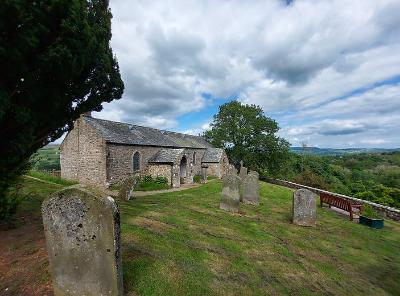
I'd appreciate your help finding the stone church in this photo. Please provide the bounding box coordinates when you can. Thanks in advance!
[60,114,229,188]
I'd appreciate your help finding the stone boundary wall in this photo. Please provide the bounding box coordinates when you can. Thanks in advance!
[263,178,400,221]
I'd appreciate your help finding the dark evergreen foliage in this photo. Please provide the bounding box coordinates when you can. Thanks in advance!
[0,0,124,220]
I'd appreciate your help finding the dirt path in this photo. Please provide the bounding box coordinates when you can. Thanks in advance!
[106,182,204,197]
[0,214,53,295]
[23,175,63,187]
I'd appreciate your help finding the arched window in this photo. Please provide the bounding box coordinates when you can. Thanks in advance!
[132,151,140,172]
[193,152,196,165]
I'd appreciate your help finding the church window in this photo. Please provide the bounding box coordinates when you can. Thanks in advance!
[133,152,140,171]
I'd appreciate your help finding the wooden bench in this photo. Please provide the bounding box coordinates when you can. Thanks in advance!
[320,193,363,221]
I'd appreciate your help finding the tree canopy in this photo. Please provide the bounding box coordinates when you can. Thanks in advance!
[0,0,124,220]
[204,101,290,176]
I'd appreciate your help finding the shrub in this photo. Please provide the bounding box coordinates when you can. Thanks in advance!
[292,169,329,190]
[0,184,23,223]
[361,205,381,219]
[155,176,168,184]
[193,175,201,183]
[141,175,153,183]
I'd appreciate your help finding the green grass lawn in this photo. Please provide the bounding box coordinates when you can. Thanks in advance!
[4,178,400,295]
[119,181,400,296]
[27,170,78,186]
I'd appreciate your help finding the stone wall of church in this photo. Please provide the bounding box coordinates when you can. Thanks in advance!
[60,117,107,187]
[148,164,173,185]
[106,144,161,185]
[61,117,228,188]
[106,145,206,186]
[203,151,229,178]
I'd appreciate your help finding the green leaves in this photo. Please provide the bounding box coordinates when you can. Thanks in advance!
[204,101,289,176]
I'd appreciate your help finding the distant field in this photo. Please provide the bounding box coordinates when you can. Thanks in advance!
[290,146,400,156]
[2,178,399,295]
[31,145,60,171]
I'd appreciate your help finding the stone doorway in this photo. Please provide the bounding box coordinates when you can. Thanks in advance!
[180,156,187,184]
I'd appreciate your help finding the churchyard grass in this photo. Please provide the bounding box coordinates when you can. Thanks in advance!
[1,178,400,295]
[119,181,400,295]
[27,170,78,186]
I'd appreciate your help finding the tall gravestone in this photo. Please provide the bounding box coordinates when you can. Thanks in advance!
[239,161,248,180]
[220,172,241,213]
[201,166,208,183]
[292,189,317,227]
[242,171,260,205]
[42,186,123,296]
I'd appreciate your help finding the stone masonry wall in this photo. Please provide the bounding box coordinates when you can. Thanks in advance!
[148,164,173,185]
[60,126,79,180]
[60,117,107,187]
[106,144,206,186]
[204,163,221,178]
[203,151,229,178]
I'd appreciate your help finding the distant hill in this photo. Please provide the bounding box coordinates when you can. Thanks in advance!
[290,147,400,156]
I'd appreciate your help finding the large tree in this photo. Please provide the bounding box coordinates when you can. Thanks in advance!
[0,0,124,219]
[204,101,290,176]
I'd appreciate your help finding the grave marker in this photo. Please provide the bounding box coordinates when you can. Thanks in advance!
[42,186,123,296]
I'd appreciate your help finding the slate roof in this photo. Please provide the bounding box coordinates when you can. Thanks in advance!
[84,116,213,149]
[148,149,184,164]
[202,148,224,163]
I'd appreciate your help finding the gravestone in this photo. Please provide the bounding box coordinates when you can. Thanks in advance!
[42,186,123,296]
[118,176,139,200]
[239,161,247,180]
[220,172,241,213]
[201,166,208,183]
[292,189,317,227]
[242,171,260,205]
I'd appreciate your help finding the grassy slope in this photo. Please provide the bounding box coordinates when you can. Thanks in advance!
[2,178,400,295]
[120,181,400,296]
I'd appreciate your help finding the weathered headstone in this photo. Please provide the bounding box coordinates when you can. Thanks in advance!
[220,172,241,213]
[201,166,208,183]
[292,189,317,227]
[42,186,123,296]
[242,171,260,205]
[118,176,139,200]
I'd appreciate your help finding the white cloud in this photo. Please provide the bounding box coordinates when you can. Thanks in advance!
[361,139,388,145]
[86,0,400,147]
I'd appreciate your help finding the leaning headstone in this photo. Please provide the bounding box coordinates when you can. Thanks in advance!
[42,186,123,296]
[118,176,139,200]
[292,189,317,227]
[220,172,241,213]
[242,171,260,205]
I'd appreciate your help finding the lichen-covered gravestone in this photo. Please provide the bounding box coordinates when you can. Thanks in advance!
[118,176,139,200]
[242,171,260,205]
[220,172,241,213]
[292,189,317,227]
[42,186,123,296]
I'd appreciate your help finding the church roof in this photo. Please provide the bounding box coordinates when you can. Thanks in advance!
[202,148,224,163]
[148,149,184,164]
[84,116,213,149]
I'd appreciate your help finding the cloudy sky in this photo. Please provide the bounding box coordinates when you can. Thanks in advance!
[92,0,400,148]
